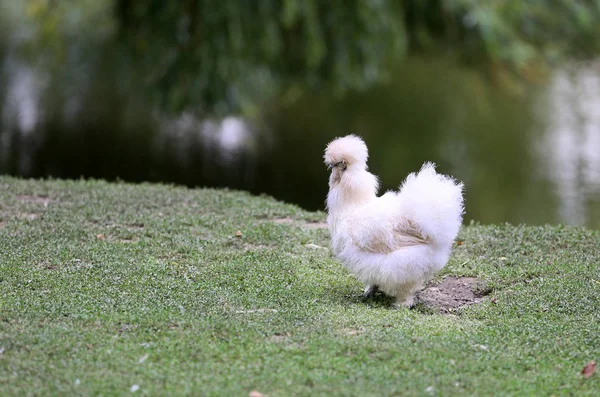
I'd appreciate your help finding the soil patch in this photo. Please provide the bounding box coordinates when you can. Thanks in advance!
[17,212,40,220]
[303,221,328,229]
[17,194,51,207]
[272,217,328,229]
[273,217,294,224]
[416,277,490,313]
[243,243,271,251]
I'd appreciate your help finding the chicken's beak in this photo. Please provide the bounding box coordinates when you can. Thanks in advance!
[327,161,347,171]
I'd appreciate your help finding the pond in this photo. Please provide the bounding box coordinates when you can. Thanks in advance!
[1,58,599,229]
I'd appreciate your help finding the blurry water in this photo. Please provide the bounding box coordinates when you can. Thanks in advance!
[541,65,600,226]
[1,52,599,228]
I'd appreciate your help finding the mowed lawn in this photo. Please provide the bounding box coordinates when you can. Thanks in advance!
[0,176,599,396]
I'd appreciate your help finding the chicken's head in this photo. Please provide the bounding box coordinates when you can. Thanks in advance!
[324,134,379,207]
[324,134,368,172]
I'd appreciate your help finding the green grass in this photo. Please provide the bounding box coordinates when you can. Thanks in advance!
[0,176,599,396]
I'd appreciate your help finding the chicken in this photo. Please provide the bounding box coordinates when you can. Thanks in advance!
[324,135,464,307]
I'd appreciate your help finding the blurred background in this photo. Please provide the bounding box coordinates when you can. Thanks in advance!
[1,0,600,228]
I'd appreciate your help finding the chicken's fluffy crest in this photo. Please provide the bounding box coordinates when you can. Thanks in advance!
[324,134,368,167]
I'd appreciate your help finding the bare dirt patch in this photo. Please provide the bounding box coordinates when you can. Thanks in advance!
[17,194,51,207]
[104,223,144,231]
[118,322,138,333]
[272,217,328,229]
[125,223,144,231]
[273,217,294,224]
[416,277,490,313]
[243,243,271,251]
[118,237,140,243]
[267,332,291,343]
[38,262,58,270]
[303,221,328,229]
[303,243,328,250]
[17,212,40,220]
[339,327,364,336]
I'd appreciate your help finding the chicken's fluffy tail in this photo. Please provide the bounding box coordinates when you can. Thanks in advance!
[398,162,464,247]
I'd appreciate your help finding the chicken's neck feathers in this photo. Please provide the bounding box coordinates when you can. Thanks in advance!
[326,168,379,215]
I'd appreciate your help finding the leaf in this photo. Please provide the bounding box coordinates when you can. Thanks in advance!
[582,361,596,378]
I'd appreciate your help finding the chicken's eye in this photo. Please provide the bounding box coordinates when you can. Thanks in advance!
[336,161,347,171]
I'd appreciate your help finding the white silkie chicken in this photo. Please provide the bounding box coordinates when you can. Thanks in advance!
[324,135,464,307]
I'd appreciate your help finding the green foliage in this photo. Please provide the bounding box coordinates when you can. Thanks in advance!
[113,0,600,113]
[14,0,114,63]
[114,0,407,114]
[6,0,600,114]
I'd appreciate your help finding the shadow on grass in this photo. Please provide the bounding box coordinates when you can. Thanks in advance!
[334,288,401,310]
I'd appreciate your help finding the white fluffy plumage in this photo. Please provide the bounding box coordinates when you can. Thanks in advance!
[324,135,465,307]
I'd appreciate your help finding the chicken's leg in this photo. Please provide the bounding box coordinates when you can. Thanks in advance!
[362,285,379,300]
[392,281,422,308]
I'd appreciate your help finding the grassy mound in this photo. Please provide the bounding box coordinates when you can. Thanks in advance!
[0,177,598,396]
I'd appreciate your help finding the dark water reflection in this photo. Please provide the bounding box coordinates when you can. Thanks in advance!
[1,56,599,229]
[261,60,600,229]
